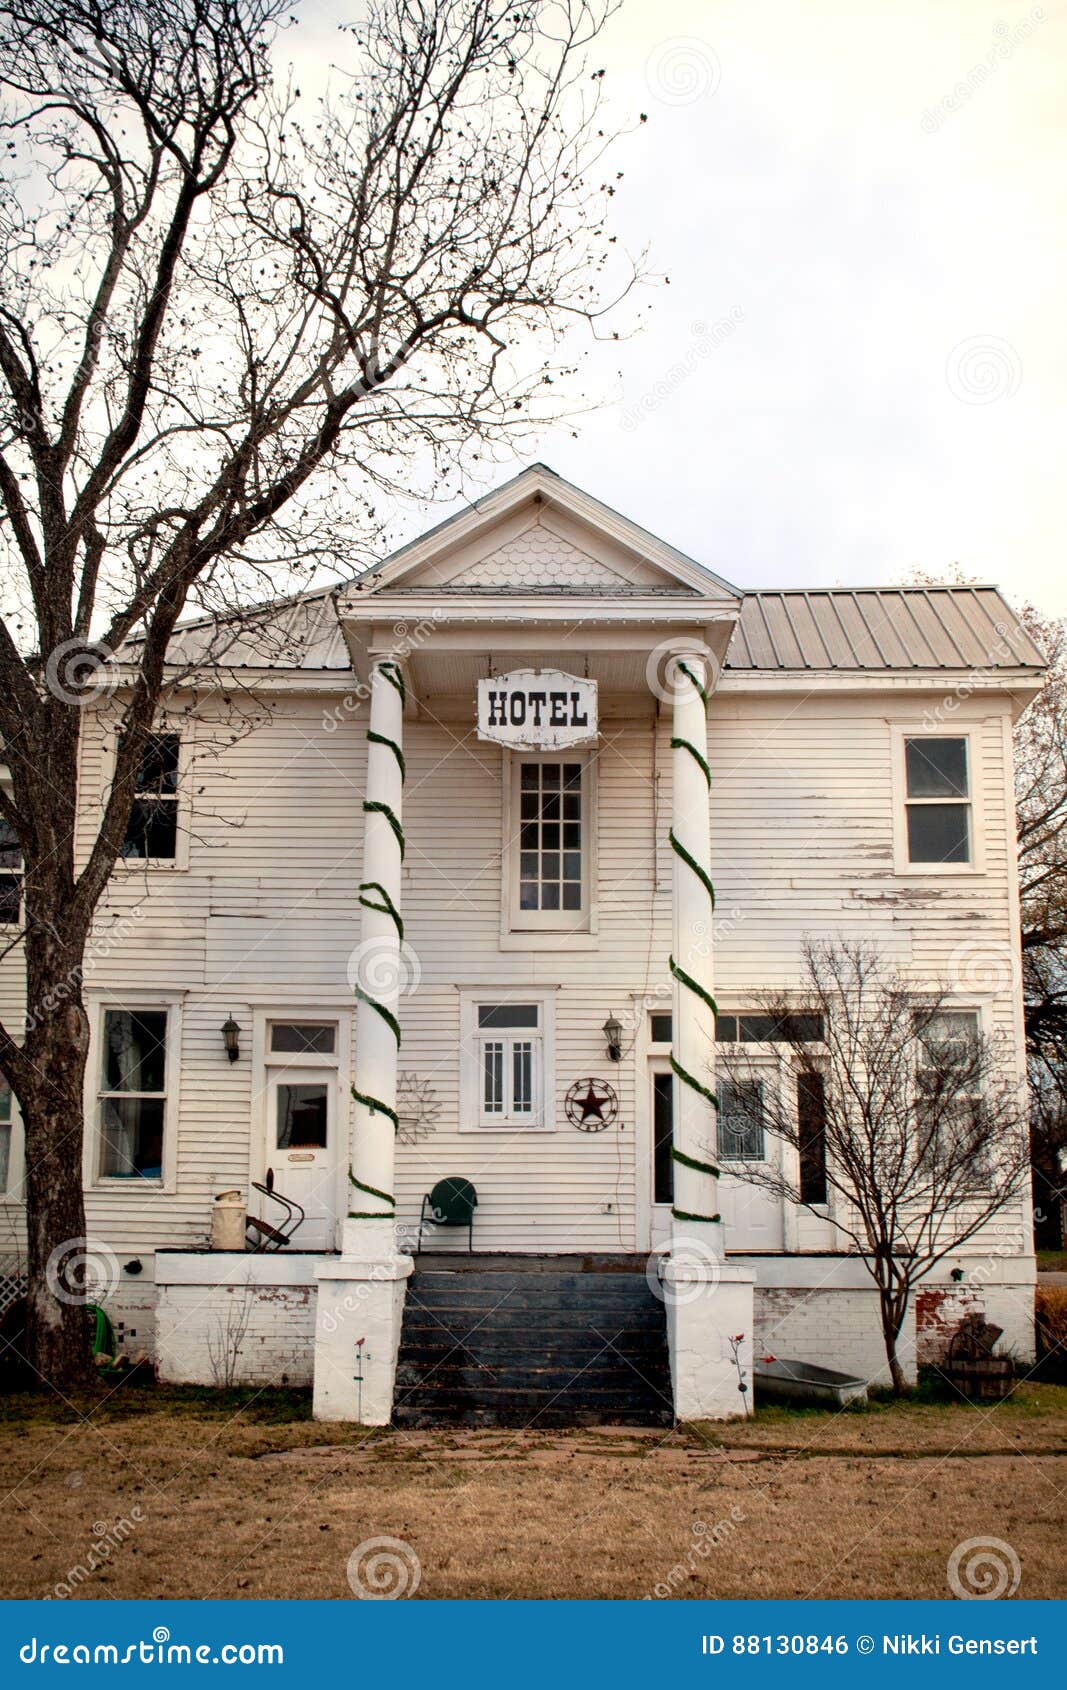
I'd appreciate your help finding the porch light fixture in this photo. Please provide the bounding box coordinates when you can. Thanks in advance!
[603,1012,623,1064]
[221,1015,242,1064]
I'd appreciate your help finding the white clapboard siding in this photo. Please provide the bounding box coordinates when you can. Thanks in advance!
[0,683,1029,1259]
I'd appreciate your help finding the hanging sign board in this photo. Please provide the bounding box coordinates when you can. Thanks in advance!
[477,669,598,750]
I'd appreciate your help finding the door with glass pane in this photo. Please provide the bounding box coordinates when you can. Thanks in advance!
[715,1074,785,1250]
[259,1020,340,1250]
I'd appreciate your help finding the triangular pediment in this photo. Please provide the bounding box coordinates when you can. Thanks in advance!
[434,518,669,593]
[353,465,741,602]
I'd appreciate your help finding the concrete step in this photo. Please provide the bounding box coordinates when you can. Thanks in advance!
[393,1266,672,1429]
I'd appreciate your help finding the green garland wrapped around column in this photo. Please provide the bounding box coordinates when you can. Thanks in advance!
[669,656,721,1226]
[348,659,407,1222]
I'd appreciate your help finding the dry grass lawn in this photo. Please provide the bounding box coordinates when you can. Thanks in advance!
[0,1382,1064,1600]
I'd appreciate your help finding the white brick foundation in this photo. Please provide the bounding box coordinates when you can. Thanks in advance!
[737,1256,917,1389]
[154,1253,321,1387]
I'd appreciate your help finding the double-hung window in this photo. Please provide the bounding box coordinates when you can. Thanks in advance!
[901,735,972,867]
[97,1007,170,1179]
[0,816,22,925]
[478,1004,541,1126]
[461,993,555,1130]
[510,756,590,931]
[119,732,181,862]
[914,1009,982,1170]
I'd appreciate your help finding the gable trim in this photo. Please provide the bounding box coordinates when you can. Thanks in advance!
[350,464,742,601]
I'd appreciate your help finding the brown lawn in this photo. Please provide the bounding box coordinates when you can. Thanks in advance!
[0,1383,1064,1601]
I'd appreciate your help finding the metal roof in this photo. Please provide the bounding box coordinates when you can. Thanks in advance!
[128,576,1044,680]
[725,586,1044,672]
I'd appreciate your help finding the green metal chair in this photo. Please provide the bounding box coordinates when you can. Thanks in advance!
[418,1177,478,1253]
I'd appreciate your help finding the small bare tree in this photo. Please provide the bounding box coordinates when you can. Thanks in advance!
[718,941,1031,1394]
[0,0,634,1385]
[1014,603,1067,1245]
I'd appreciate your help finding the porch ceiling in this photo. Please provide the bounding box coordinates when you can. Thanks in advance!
[406,644,676,701]
[337,582,737,701]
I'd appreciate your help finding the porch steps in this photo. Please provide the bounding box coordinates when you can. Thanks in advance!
[393,1265,673,1428]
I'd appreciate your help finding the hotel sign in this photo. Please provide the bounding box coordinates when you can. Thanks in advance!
[477,669,598,750]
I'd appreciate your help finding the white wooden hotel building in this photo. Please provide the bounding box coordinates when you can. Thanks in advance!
[0,465,1044,1422]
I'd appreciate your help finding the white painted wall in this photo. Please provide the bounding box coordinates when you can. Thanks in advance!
[0,671,1033,1325]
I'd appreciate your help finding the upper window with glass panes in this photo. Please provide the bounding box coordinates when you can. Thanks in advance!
[902,736,972,868]
[0,815,22,925]
[512,757,587,929]
[119,732,181,862]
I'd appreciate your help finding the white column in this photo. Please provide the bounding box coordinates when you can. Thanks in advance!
[345,658,406,1258]
[668,652,720,1244]
[661,647,755,1420]
[313,658,412,1422]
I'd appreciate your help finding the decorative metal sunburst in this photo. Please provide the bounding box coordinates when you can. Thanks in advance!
[396,1072,442,1145]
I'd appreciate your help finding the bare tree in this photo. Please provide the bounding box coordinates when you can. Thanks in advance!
[1013,603,1067,1245]
[718,941,1030,1394]
[0,0,632,1385]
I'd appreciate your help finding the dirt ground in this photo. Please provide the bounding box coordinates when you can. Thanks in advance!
[0,1383,1064,1600]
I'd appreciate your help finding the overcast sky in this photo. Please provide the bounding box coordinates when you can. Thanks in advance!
[297,0,1067,612]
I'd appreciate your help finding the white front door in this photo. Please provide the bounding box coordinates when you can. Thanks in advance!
[255,1017,344,1252]
[263,1069,335,1249]
[716,1074,786,1250]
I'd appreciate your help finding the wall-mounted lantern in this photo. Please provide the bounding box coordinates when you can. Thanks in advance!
[221,1015,242,1064]
[602,1012,623,1064]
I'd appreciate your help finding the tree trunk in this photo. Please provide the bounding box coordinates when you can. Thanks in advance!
[878,1288,911,1396]
[19,993,95,1391]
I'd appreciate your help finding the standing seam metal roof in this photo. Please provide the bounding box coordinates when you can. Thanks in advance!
[725,586,1043,671]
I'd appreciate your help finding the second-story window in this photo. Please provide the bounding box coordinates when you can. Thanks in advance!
[0,816,22,924]
[903,736,971,866]
[510,756,589,930]
[120,732,180,862]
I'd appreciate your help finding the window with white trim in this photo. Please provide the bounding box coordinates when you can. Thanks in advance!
[0,1070,18,1196]
[119,732,181,861]
[903,736,971,866]
[97,1007,170,1179]
[510,756,590,930]
[914,1008,983,1168]
[476,1003,542,1125]
[459,993,557,1131]
[0,814,22,925]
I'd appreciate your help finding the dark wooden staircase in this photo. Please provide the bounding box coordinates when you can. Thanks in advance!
[393,1258,673,1428]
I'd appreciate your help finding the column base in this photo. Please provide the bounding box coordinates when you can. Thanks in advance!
[660,1255,755,1422]
[312,1250,413,1423]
